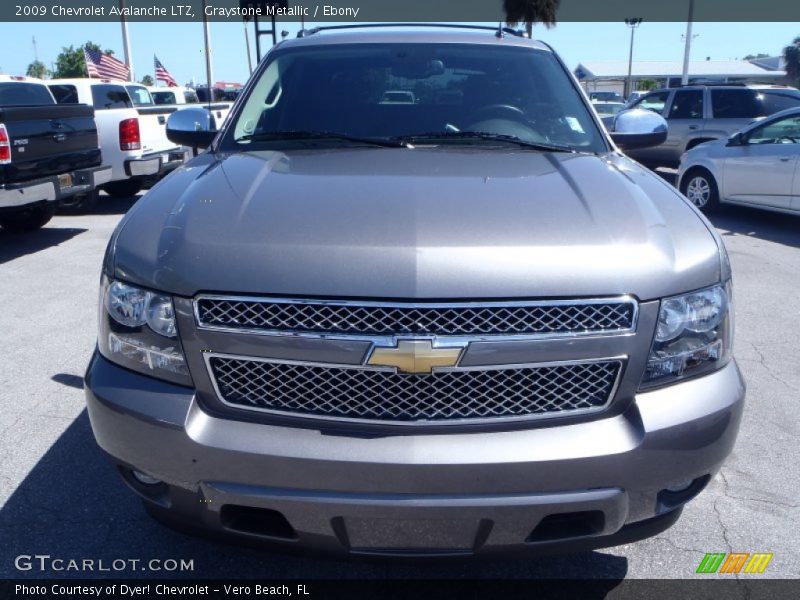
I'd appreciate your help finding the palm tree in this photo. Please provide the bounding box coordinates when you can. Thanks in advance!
[784,37,800,87]
[504,0,560,38]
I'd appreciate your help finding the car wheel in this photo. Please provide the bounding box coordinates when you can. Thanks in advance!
[681,169,719,214]
[0,202,57,232]
[102,179,143,198]
[58,190,99,215]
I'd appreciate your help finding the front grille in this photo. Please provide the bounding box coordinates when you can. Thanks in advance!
[196,297,636,337]
[207,357,622,423]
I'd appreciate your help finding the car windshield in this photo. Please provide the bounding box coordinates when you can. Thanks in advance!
[0,82,54,106]
[225,43,607,153]
[592,102,625,115]
[125,85,153,107]
[151,90,176,105]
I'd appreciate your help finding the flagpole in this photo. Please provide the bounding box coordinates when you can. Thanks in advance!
[119,0,134,81]
[202,0,214,102]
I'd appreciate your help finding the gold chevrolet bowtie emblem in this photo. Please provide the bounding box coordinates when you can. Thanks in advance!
[367,340,463,374]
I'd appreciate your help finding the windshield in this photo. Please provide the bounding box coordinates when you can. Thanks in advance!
[151,90,176,105]
[0,82,54,106]
[125,85,153,107]
[224,43,607,153]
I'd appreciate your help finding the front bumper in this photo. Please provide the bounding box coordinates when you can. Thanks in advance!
[85,353,744,557]
[124,148,188,178]
[0,165,111,209]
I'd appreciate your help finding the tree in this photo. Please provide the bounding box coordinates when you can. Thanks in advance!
[52,42,113,78]
[26,60,48,79]
[783,37,800,87]
[140,75,154,86]
[743,53,769,60]
[504,0,560,38]
[637,78,658,91]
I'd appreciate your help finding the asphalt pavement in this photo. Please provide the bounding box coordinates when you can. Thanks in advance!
[1,192,798,580]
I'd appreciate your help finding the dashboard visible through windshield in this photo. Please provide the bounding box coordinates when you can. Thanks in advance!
[223,43,608,153]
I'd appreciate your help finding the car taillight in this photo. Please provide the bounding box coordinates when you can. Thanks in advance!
[0,124,11,164]
[119,118,141,151]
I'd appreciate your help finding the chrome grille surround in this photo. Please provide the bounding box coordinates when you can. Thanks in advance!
[204,354,624,426]
[194,296,638,340]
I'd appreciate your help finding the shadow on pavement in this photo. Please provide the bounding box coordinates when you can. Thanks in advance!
[51,373,85,390]
[0,411,628,585]
[0,227,87,265]
[709,204,800,249]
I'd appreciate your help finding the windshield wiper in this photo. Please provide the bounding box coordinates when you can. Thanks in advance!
[235,130,408,148]
[396,131,576,153]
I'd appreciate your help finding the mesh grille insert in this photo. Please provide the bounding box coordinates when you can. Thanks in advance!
[208,357,622,423]
[196,298,635,337]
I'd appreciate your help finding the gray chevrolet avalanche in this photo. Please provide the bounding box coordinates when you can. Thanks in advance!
[85,26,745,558]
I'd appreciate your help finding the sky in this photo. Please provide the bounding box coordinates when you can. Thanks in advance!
[0,20,793,85]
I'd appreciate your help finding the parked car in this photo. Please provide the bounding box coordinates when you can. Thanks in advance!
[380,90,417,104]
[149,85,200,105]
[678,107,800,214]
[589,91,624,103]
[48,79,188,201]
[626,90,648,106]
[591,100,627,119]
[0,75,110,229]
[85,25,743,558]
[623,84,800,167]
[148,85,233,127]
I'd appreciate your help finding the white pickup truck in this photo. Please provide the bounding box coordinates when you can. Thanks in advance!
[148,85,233,128]
[48,79,188,201]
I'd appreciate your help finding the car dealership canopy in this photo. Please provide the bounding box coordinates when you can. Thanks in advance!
[574,59,786,92]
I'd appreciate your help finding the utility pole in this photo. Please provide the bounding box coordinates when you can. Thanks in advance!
[624,18,643,99]
[32,36,38,62]
[119,0,134,81]
[243,20,253,75]
[202,0,214,98]
[681,0,695,85]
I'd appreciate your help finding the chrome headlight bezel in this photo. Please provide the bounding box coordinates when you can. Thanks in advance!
[640,281,733,389]
[98,276,192,386]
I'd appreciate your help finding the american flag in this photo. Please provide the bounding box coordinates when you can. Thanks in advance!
[154,55,177,87]
[83,48,130,80]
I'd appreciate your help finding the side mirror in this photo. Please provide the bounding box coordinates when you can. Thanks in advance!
[166,107,217,149]
[609,108,668,150]
[726,132,745,147]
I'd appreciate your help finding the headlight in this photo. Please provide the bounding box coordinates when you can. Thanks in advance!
[641,282,733,388]
[98,276,192,386]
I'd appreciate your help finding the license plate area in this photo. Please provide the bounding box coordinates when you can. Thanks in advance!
[337,516,485,553]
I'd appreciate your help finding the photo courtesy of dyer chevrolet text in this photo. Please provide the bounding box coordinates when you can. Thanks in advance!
[15,584,310,597]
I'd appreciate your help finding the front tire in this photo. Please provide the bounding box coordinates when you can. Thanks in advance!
[0,202,57,232]
[681,169,719,214]
[102,179,143,198]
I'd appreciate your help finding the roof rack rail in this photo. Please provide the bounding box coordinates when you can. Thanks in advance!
[297,23,525,38]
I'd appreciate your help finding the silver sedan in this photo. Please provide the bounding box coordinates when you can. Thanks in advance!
[677,107,800,214]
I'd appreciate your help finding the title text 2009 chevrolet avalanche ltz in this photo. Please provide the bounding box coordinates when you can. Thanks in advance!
[85,26,744,558]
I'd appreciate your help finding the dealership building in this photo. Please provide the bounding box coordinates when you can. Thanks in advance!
[574,59,786,95]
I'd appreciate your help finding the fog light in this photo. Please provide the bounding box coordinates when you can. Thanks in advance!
[132,470,162,486]
[665,480,694,493]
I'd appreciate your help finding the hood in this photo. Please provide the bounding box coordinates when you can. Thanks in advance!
[111,148,721,301]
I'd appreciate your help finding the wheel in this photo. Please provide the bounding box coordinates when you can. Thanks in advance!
[58,189,99,214]
[681,169,719,214]
[102,179,143,198]
[0,202,57,232]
